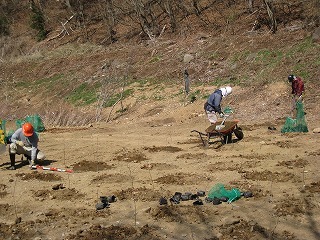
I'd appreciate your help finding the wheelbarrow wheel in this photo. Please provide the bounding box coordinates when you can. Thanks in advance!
[234,127,244,140]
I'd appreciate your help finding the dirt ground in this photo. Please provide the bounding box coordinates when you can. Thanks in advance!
[0,92,320,240]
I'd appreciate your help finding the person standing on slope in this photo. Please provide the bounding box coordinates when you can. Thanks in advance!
[204,86,232,124]
[288,74,305,114]
[288,74,304,101]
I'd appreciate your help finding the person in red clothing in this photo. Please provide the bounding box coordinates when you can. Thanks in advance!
[288,74,305,115]
[288,74,304,98]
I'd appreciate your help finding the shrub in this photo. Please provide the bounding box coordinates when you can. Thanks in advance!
[30,1,46,41]
[0,16,9,36]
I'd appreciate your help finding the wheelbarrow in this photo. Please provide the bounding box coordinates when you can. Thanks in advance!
[191,117,243,147]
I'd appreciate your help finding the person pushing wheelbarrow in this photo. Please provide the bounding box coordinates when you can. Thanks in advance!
[204,86,232,125]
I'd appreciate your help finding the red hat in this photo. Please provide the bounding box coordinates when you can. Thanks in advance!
[22,122,34,137]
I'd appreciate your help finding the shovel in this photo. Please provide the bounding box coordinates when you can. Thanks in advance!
[215,114,229,131]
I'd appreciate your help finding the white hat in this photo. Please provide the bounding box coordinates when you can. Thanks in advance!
[220,86,232,97]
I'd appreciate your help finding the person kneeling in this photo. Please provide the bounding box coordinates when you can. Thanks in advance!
[8,122,45,170]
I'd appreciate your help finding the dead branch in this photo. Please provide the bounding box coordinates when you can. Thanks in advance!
[47,15,75,41]
[158,24,166,38]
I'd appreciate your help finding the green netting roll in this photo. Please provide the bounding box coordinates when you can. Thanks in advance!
[223,106,234,114]
[15,115,45,133]
[295,101,308,132]
[281,101,308,133]
[15,119,25,129]
[208,183,241,203]
[25,115,45,132]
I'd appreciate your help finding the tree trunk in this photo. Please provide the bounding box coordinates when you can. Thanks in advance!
[163,0,177,32]
[64,0,74,13]
[248,0,254,13]
[264,0,277,33]
[76,0,88,39]
[192,0,201,16]
[105,0,117,43]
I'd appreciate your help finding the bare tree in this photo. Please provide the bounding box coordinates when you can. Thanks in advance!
[248,0,254,13]
[264,0,277,33]
[99,0,117,44]
[64,0,75,14]
[162,0,177,32]
[122,0,164,40]
[61,0,88,39]
[192,0,201,16]
[133,0,158,39]
[77,0,88,39]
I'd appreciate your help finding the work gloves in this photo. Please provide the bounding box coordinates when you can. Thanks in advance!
[16,141,32,151]
[16,141,24,146]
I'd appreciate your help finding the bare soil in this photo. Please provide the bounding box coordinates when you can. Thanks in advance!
[1,99,320,239]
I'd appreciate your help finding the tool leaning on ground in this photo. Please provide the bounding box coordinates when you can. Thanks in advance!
[31,165,73,173]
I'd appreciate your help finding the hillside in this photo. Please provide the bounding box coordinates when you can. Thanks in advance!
[0,0,319,128]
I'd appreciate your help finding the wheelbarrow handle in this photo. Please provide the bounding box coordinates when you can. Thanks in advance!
[191,130,207,136]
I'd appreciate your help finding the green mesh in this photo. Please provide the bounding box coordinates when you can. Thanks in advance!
[208,183,241,203]
[15,114,45,132]
[281,101,308,133]
[15,119,25,129]
[223,106,234,114]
